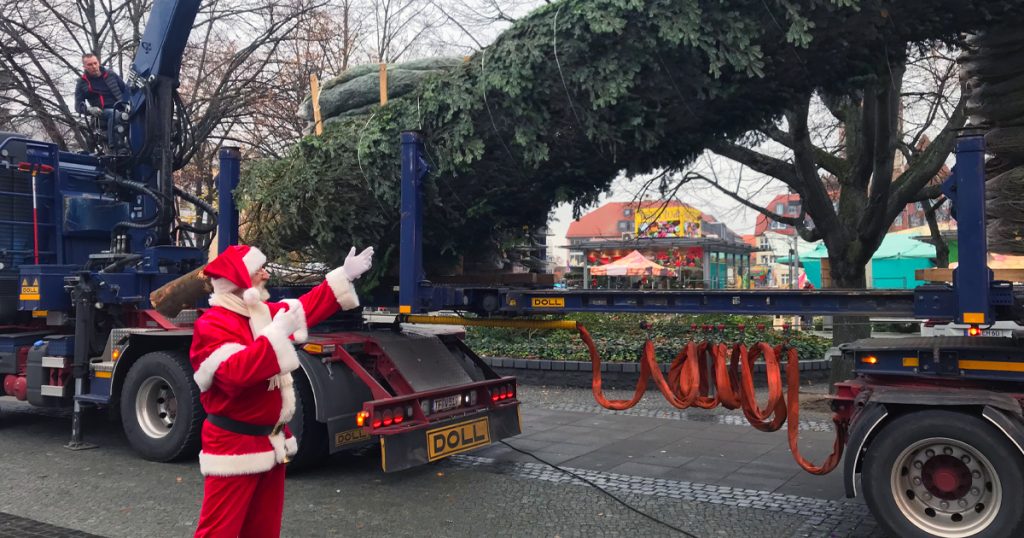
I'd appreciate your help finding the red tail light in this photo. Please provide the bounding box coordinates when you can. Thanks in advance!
[968,326,981,337]
[382,409,394,426]
[393,411,404,424]
[492,391,500,402]
[372,412,382,428]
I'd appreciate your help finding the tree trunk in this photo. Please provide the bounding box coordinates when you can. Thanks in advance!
[149,265,210,319]
[828,257,872,387]
[925,201,949,268]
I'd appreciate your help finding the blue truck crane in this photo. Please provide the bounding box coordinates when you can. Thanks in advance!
[0,0,521,473]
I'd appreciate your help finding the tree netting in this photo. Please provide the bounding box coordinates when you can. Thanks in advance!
[237,0,1024,285]
[964,26,1024,254]
[299,58,465,128]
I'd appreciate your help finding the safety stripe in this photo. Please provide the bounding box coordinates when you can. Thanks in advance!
[959,360,1024,373]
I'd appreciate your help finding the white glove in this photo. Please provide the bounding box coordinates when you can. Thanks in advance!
[341,246,374,281]
[87,106,103,117]
[267,303,303,337]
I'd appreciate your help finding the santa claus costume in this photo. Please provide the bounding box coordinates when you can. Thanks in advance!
[191,244,372,537]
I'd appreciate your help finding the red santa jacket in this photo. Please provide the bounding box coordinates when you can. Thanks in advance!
[189,268,358,476]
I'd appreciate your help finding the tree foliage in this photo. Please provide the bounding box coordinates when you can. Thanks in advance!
[238,0,1024,280]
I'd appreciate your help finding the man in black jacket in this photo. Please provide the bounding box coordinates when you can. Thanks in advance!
[74,53,127,117]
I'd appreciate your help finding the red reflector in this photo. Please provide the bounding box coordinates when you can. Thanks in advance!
[17,162,54,173]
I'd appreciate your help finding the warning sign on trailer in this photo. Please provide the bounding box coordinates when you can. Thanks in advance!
[531,297,565,308]
[19,278,39,301]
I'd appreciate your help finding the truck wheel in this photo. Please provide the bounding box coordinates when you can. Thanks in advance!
[862,409,1024,537]
[286,369,328,472]
[120,351,203,462]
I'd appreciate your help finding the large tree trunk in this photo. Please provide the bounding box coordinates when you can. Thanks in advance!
[828,258,871,387]
[925,201,950,268]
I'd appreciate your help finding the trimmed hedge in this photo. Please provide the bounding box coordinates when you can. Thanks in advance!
[464,313,831,363]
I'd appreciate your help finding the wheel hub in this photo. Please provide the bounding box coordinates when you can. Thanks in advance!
[923,455,972,499]
[135,376,177,439]
[891,437,1001,537]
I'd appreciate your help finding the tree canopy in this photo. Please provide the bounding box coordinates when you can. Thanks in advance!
[237,0,1024,283]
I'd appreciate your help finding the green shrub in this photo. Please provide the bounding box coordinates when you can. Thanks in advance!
[464,313,831,363]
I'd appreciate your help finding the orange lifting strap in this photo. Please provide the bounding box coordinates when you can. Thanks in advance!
[576,323,847,476]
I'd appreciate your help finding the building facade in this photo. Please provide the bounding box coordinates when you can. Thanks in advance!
[566,201,754,289]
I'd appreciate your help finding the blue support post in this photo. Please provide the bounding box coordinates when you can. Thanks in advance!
[942,135,991,325]
[216,146,240,255]
[399,131,429,313]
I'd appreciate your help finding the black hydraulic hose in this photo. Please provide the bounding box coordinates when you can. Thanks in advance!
[172,185,218,234]
[99,254,143,273]
[98,174,165,235]
[173,185,217,220]
[131,83,158,167]
[172,91,194,171]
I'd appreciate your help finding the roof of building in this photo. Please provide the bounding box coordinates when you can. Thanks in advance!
[754,193,805,236]
[566,200,718,240]
[790,234,936,261]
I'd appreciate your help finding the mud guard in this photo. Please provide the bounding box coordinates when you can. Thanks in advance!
[295,350,376,453]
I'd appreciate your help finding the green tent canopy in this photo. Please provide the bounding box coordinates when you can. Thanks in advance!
[779,235,937,289]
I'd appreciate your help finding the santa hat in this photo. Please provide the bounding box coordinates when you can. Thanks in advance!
[204,245,273,327]
[204,245,267,297]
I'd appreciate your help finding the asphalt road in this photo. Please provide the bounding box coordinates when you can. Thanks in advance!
[0,383,882,537]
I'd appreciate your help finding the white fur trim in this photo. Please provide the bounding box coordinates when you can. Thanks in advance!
[245,291,273,336]
[242,247,266,276]
[243,287,262,306]
[269,432,287,463]
[281,299,308,343]
[210,277,238,294]
[277,373,296,424]
[326,267,360,310]
[199,449,276,476]
[193,343,246,392]
[285,436,298,457]
[260,322,300,375]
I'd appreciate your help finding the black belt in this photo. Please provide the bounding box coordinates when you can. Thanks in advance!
[207,414,284,436]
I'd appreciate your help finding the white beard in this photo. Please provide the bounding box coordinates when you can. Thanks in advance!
[255,281,270,302]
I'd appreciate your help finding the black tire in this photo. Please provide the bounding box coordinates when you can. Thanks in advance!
[862,409,1024,538]
[120,350,204,462]
[286,369,328,472]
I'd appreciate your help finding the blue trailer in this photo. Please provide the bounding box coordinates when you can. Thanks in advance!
[395,130,1024,537]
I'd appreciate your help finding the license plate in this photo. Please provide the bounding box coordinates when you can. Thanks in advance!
[426,417,490,461]
[964,329,1012,338]
[432,394,461,413]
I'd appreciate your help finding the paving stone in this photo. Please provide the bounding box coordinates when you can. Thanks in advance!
[0,512,102,538]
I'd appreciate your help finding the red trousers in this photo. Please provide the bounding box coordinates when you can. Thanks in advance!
[194,464,286,537]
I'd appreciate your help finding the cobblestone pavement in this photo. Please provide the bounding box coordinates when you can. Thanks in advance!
[0,382,886,537]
